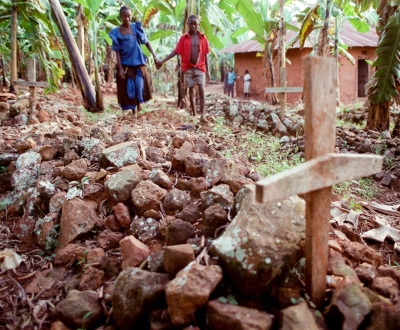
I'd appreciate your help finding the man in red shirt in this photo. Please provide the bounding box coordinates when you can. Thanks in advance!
[159,15,210,123]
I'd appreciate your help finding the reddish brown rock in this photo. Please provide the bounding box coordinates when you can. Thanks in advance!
[371,277,399,300]
[105,214,122,231]
[79,267,105,291]
[328,248,359,279]
[62,159,88,181]
[146,146,166,163]
[120,235,150,269]
[166,262,223,326]
[206,300,274,330]
[184,153,210,177]
[148,169,172,189]
[203,204,228,237]
[325,276,372,330]
[50,321,70,330]
[365,302,400,330]
[63,151,79,166]
[37,110,50,122]
[112,268,170,329]
[280,302,318,330]
[130,216,159,244]
[39,145,58,161]
[86,248,105,263]
[12,214,36,245]
[201,184,234,211]
[49,191,67,214]
[36,214,57,249]
[143,209,162,219]
[338,240,383,268]
[376,265,400,285]
[25,267,66,294]
[58,199,101,248]
[355,263,377,285]
[131,180,168,215]
[172,141,194,172]
[105,170,142,204]
[176,203,202,224]
[54,244,80,265]
[189,177,208,198]
[55,290,102,329]
[163,189,191,215]
[166,219,195,246]
[15,137,36,154]
[113,203,131,228]
[99,256,119,278]
[203,158,250,187]
[172,133,190,148]
[164,244,195,274]
[97,230,124,250]
[226,176,255,194]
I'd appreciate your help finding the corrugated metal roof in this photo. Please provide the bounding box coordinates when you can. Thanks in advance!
[219,21,379,54]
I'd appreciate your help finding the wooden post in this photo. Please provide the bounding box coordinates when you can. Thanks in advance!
[279,0,286,119]
[256,56,383,307]
[10,0,17,93]
[303,57,336,307]
[27,58,36,116]
[48,0,96,111]
[76,4,85,60]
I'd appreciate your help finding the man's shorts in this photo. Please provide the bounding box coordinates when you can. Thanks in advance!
[184,67,205,88]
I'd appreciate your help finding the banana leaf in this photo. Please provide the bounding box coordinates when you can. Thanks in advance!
[368,11,400,104]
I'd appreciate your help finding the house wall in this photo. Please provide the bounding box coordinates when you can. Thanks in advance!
[234,47,376,105]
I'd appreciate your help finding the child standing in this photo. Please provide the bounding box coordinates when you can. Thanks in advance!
[159,15,210,123]
[243,69,251,100]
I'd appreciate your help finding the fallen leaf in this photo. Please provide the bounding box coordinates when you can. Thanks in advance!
[0,248,23,270]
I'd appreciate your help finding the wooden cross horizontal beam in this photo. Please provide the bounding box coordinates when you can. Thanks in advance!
[13,80,49,88]
[256,153,383,203]
[265,86,303,93]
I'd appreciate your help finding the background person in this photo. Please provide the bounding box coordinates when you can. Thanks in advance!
[108,6,161,118]
[227,67,236,98]
[158,15,210,123]
[244,69,251,100]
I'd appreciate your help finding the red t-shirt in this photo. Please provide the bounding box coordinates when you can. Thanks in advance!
[174,31,210,73]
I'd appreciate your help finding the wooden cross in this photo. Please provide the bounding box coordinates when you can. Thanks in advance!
[257,57,383,307]
[265,85,303,119]
[13,58,48,118]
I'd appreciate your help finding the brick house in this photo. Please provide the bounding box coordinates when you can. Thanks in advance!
[220,22,378,105]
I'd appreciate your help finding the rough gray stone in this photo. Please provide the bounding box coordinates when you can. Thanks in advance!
[210,185,305,296]
[101,141,140,169]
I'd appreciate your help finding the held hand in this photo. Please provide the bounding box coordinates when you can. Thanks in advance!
[119,68,125,79]
[155,59,163,70]
[206,72,210,82]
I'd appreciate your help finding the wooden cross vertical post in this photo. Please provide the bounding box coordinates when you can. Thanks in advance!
[303,57,336,306]
[279,0,286,120]
[256,56,383,307]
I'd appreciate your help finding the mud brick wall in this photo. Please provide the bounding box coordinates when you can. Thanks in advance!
[234,46,376,105]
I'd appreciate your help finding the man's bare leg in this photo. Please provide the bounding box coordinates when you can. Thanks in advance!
[189,86,197,117]
[198,84,208,123]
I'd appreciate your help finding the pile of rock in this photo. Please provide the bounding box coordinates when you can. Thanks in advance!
[2,120,400,329]
[0,87,86,127]
[205,94,304,137]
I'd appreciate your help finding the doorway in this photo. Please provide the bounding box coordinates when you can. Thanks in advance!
[358,59,369,97]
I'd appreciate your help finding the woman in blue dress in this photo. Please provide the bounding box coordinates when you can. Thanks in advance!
[108,6,161,118]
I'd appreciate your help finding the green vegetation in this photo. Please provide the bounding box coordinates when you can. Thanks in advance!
[333,178,381,200]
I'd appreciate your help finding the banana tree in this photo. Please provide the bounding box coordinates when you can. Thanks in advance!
[365,0,400,135]
[73,0,119,111]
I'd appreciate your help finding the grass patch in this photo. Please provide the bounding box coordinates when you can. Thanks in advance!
[333,178,380,200]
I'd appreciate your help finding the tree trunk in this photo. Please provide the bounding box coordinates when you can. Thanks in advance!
[365,0,398,133]
[317,0,331,57]
[48,0,96,111]
[76,4,85,60]
[105,43,115,84]
[393,112,400,137]
[264,44,278,104]
[9,0,17,92]
[366,102,390,132]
